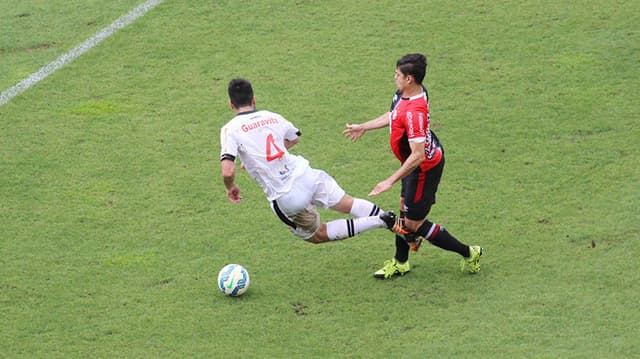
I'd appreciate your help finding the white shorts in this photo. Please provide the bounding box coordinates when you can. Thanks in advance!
[270,167,346,239]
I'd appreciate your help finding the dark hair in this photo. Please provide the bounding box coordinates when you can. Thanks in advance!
[228,78,254,107]
[396,53,427,84]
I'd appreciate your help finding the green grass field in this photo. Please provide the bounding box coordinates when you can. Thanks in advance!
[1,1,639,357]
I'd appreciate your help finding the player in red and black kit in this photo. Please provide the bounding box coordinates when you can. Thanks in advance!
[343,53,483,279]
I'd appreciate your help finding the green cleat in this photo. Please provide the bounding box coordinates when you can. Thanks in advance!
[374,259,411,279]
[461,245,483,274]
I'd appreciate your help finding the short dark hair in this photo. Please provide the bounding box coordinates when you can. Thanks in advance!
[228,78,254,107]
[396,53,427,84]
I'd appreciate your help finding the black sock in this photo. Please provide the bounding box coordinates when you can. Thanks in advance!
[394,235,410,263]
[417,221,470,257]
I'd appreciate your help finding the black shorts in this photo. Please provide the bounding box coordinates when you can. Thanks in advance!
[401,156,444,221]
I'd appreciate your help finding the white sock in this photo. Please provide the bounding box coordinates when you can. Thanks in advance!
[326,217,386,241]
[350,198,383,218]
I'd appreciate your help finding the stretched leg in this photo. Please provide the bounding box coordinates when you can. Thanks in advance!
[330,195,383,217]
[413,219,470,257]
[318,195,386,241]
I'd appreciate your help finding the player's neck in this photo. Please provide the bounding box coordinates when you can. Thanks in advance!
[401,84,423,98]
[235,105,255,113]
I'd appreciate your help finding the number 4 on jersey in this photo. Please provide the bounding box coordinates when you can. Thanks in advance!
[266,133,285,161]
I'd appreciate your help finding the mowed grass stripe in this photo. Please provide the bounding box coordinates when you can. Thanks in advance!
[0,0,163,107]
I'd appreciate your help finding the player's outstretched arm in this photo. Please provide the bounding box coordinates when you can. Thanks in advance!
[343,112,389,142]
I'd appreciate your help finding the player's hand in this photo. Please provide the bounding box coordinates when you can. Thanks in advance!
[368,180,393,196]
[343,123,365,142]
[226,185,242,204]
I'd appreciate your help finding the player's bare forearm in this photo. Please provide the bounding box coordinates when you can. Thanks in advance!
[370,162,415,196]
[221,159,242,203]
[369,141,424,196]
[395,141,426,179]
[223,174,235,191]
[221,159,236,189]
[343,112,389,142]
[362,112,390,131]
[393,154,421,182]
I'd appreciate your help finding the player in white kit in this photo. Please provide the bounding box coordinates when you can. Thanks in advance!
[220,78,391,243]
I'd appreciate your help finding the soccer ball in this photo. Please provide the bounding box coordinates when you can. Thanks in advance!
[217,264,250,296]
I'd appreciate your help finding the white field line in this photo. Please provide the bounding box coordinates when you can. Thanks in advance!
[0,0,163,107]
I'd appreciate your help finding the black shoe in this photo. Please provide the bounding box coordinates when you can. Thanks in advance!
[379,211,408,234]
[380,212,423,250]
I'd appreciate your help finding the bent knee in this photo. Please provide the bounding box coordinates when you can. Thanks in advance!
[305,230,329,244]
[404,219,424,232]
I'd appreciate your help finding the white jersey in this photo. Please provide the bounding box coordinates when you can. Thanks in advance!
[220,110,310,201]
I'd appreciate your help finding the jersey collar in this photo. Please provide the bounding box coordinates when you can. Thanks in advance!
[402,91,425,101]
[237,109,258,116]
